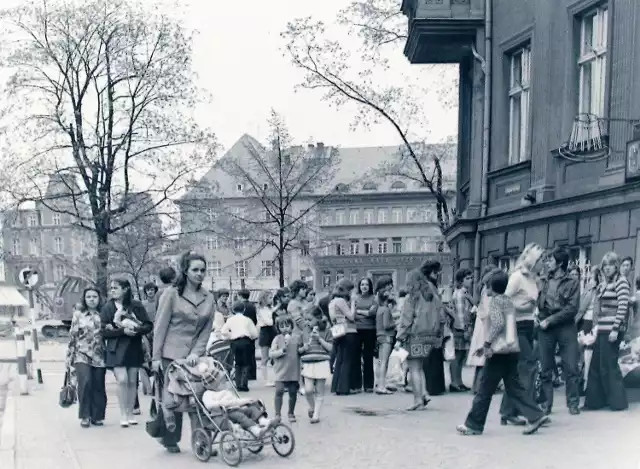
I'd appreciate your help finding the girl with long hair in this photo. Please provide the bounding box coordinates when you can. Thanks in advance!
[152,251,215,453]
[351,277,377,393]
[101,278,152,428]
[66,287,107,428]
[499,243,545,426]
[584,251,629,411]
[329,278,357,396]
[397,260,445,411]
[257,290,277,386]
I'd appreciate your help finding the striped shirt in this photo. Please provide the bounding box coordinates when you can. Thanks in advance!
[595,275,630,333]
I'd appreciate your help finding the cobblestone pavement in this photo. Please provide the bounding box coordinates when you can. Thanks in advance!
[1,359,638,469]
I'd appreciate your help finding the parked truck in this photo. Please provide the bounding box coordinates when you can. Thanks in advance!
[40,276,94,338]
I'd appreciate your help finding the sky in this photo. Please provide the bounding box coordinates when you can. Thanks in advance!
[0,0,458,166]
[156,0,458,153]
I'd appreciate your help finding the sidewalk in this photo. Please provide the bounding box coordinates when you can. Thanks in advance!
[3,365,640,469]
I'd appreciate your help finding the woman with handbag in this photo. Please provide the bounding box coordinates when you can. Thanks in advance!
[329,278,357,396]
[498,243,545,426]
[457,270,550,436]
[396,260,445,411]
[65,287,107,428]
[152,251,215,453]
[101,278,153,428]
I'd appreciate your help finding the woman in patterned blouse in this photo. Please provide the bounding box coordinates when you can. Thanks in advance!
[66,287,107,428]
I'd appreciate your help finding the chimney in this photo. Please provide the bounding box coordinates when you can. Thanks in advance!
[316,142,324,150]
[307,144,314,150]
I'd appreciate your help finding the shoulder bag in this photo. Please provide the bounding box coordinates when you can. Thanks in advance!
[492,311,520,354]
[58,370,77,408]
[146,371,167,439]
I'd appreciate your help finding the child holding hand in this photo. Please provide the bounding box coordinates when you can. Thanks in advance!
[269,317,303,422]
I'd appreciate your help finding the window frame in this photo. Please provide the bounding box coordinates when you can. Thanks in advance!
[235,260,248,278]
[335,210,346,225]
[211,260,222,277]
[261,260,275,277]
[206,236,218,251]
[392,238,403,254]
[29,238,38,256]
[392,208,403,224]
[508,43,532,165]
[349,210,359,225]
[12,238,21,255]
[54,236,63,254]
[377,239,388,254]
[28,213,38,227]
[577,5,608,118]
[363,209,374,225]
[349,240,360,255]
[363,240,373,255]
[377,208,387,224]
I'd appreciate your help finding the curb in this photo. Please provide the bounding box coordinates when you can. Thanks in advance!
[0,384,16,469]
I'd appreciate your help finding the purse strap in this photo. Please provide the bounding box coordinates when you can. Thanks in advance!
[63,370,70,387]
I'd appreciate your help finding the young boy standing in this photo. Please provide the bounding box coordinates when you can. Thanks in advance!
[221,302,259,392]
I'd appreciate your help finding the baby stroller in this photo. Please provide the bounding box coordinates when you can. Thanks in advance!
[207,337,235,380]
[166,359,295,466]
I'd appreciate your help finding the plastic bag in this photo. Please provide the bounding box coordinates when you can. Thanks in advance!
[385,349,407,388]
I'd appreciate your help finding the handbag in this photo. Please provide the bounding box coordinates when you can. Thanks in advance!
[59,370,77,408]
[146,372,167,439]
[443,325,455,362]
[407,335,432,359]
[330,322,347,339]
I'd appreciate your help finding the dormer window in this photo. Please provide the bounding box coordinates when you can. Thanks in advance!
[362,182,378,191]
[335,183,349,193]
[236,184,243,193]
[391,181,407,190]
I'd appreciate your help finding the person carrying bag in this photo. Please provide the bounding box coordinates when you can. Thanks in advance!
[146,371,167,439]
[59,370,77,408]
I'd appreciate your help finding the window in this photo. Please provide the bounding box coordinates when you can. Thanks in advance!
[391,181,406,190]
[349,240,360,255]
[392,208,403,223]
[405,237,416,252]
[12,238,21,255]
[323,244,330,256]
[28,214,38,227]
[363,240,373,255]
[392,238,403,254]
[423,207,434,223]
[322,271,331,289]
[335,243,345,256]
[321,212,330,225]
[569,245,592,292]
[300,240,310,256]
[420,238,437,253]
[235,261,248,278]
[362,182,378,191]
[578,6,608,118]
[236,183,244,193]
[349,210,359,225]
[377,239,388,254]
[52,213,61,226]
[54,236,63,254]
[207,208,216,222]
[363,209,374,225]
[336,270,345,282]
[350,271,359,285]
[261,260,275,277]
[377,209,387,224]
[29,238,38,256]
[498,256,519,273]
[54,264,66,282]
[234,237,246,250]
[262,183,268,191]
[406,208,417,222]
[206,236,218,250]
[210,260,222,277]
[508,44,532,164]
[335,210,346,225]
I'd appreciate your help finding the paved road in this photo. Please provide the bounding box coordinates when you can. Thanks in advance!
[1,358,638,469]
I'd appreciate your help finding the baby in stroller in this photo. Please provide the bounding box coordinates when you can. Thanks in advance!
[202,386,280,438]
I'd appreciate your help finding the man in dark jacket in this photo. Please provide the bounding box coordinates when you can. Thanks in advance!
[238,289,258,380]
[536,247,581,415]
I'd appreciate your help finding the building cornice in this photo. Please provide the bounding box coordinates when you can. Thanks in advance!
[312,252,451,268]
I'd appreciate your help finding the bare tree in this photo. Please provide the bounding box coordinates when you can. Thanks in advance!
[206,110,340,287]
[281,0,457,234]
[0,0,216,293]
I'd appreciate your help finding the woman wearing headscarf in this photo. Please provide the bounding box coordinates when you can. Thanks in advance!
[396,260,446,410]
[499,243,545,426]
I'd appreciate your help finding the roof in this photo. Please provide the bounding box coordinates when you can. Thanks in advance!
[180,134,456,201]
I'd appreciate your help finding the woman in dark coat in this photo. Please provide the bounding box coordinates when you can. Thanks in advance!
[100,277,152,428]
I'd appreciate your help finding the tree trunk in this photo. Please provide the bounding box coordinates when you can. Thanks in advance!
[95,230,110,297]
[278,230,285,288]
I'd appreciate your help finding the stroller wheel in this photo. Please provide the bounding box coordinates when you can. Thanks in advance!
[271,423,296,458]
[219,431,243,466]
[191,428,213,462]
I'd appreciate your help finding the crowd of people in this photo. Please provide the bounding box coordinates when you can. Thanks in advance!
[63,245,639,454]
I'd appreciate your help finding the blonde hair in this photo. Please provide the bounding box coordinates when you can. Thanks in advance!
[515,243,545,273]
[600,251,620,272]
[257,290,271,307]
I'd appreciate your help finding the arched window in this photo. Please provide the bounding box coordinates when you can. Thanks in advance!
[391,181,407,190]
[362,182,378,191]
[335,183,350,192]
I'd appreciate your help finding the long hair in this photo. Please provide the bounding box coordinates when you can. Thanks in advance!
[475,265,500,301]
[600,251,620,280]
[257,290,271,307]
[405,268,439,332]
[514,243,545,273]
[419,260,441,287]
[174,251,207,296]
[111,277,133,309]
[356,277,374,296]
[80,287,102,312]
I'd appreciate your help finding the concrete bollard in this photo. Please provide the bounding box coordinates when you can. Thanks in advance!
[24,330,34,380]
[15,329,29,395]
